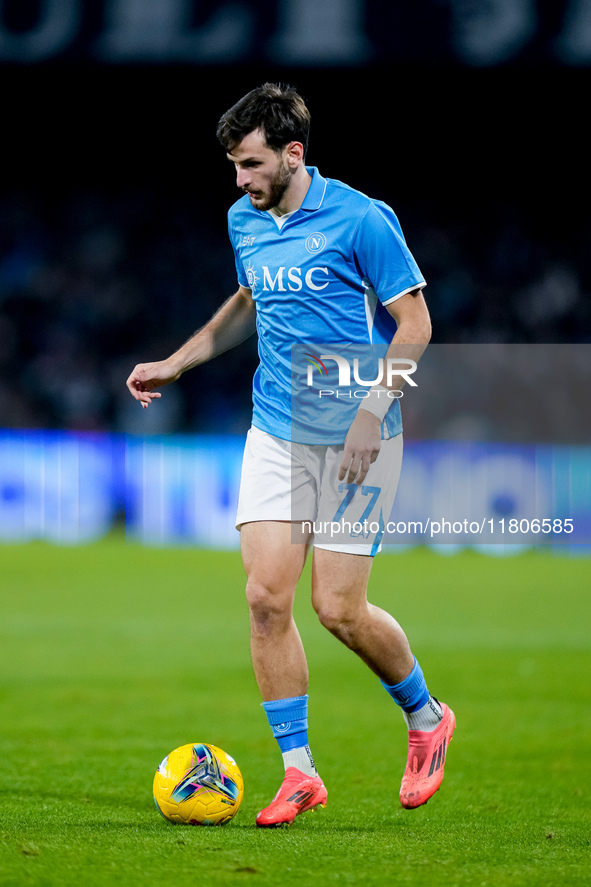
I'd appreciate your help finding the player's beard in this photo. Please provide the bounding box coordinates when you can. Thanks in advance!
[246,160,292,211]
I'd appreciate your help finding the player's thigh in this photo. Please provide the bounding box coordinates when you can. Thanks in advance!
[310,547,374,623]
[241,520,310,610]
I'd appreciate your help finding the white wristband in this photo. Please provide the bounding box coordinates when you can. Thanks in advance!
[357,385,392,422]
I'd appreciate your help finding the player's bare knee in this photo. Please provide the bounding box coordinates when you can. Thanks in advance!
[314,600,357,644]
[245,578,278,614]
[245,578,293,634]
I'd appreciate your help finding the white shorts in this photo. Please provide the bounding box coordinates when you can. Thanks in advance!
[236,426,403,556]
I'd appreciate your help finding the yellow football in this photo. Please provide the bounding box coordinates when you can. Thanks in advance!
[153,742,243,826]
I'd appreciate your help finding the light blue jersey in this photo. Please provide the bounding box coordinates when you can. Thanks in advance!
[228,167,426,444]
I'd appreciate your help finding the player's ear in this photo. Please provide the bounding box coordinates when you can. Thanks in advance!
[285,141,305,168]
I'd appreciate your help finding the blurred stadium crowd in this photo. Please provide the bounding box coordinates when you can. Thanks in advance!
[1,181,589,437]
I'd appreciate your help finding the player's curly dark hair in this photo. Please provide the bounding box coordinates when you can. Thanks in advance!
[216,83,310,156]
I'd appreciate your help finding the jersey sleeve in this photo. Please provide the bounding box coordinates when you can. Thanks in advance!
[352,202,426,305]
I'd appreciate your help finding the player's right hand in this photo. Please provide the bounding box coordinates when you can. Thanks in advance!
[126,361,181,408]
[338,409,382,485]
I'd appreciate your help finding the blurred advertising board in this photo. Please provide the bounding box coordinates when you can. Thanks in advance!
[0,430,589,553]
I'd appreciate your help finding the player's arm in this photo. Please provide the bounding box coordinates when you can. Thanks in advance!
[381,286,432,378]
[126,285,256,408]
[338,288,431,484]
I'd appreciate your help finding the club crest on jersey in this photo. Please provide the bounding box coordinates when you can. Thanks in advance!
[305,232,327,253]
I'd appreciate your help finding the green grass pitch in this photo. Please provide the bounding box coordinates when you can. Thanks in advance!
[0,537,589,886]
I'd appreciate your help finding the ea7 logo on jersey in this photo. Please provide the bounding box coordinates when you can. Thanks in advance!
[262,266,330,292]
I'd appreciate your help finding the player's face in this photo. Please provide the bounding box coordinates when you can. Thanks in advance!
[227,129,293,212]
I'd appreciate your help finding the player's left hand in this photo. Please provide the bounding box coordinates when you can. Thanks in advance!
[338,410,382,485]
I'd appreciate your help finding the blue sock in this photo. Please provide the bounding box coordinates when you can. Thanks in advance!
[380,658,430,713]
[262,695,317,775]
[262,695,310,752]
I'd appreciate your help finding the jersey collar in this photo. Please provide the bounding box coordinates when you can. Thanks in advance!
[300,167,327,212]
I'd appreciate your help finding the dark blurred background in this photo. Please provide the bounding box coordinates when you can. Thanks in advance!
[1,0,589,436]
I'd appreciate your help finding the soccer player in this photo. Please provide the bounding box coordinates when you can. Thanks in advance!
[126,83,455,827]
